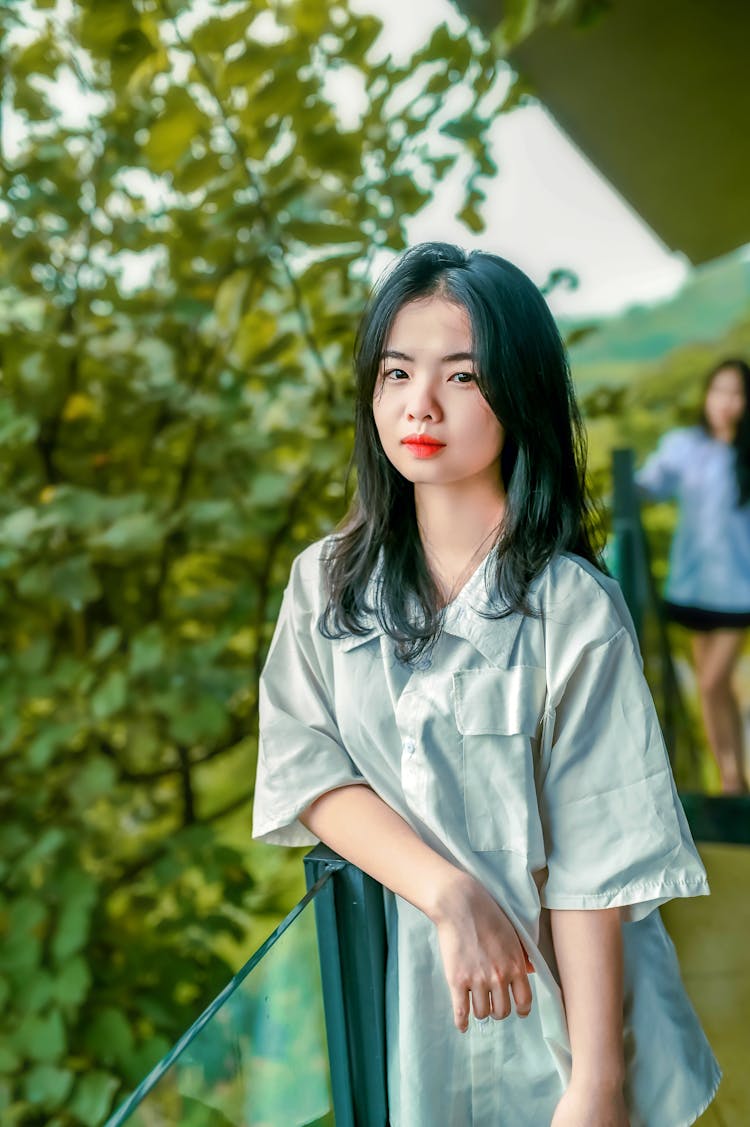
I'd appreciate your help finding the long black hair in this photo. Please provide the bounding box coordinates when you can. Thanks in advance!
[699,357,750,506]
[319,242,603,664]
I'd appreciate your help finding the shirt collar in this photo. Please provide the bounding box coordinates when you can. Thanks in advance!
[335,542,522,668]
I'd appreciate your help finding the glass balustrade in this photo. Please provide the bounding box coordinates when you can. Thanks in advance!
[107,872,335,1127]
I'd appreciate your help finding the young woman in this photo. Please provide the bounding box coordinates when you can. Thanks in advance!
[252,244,721,1126]
[636,359,750,795]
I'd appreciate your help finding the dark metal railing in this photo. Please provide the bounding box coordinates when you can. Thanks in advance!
[304,846,388,1127]
[610,447,698,766]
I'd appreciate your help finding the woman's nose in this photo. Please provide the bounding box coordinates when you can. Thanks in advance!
[406,378,441,421]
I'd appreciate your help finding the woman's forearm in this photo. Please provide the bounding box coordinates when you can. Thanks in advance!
[550,907,625,1090]
[299,783,468,923]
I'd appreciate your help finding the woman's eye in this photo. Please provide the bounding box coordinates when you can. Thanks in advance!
[451,371,476,384]
[384,368,409,380]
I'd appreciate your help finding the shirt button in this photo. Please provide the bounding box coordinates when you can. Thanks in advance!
[402,737,416,756]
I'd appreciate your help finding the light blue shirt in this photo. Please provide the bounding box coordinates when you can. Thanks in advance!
[253,538,720,1126]
[636,425,750,611]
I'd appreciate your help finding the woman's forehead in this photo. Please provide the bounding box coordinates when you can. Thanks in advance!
[385,297,472,354]
[709,366,745,391]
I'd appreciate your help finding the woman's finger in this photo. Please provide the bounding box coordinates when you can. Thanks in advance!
[489,981,511,1020]
[450,983,471,1032]
[471,987,492,1020]
[510,973,533,1018]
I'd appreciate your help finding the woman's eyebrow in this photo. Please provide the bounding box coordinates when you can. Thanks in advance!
[380,349,477,362]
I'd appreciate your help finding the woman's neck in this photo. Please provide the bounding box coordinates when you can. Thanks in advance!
[414,480,506,602]
[708,424,736,444]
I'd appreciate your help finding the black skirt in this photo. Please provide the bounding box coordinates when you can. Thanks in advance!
[663,600,750,632]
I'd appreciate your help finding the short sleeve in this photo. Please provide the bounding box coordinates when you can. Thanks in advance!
[634,429,689,502]
[537,581,709,923]
[251,550,366,847]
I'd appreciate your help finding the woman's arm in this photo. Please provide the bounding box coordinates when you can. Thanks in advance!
[549,906,630,1127]
[301,783,534,1029]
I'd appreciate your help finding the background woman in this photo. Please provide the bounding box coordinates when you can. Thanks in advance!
[636,358,750,794]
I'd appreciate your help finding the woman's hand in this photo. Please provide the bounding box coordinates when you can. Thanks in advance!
[429,870,534,1032]
[550,1081,630,1127]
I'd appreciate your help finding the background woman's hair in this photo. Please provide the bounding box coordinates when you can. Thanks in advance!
[319,241,605,664]
[699,357,750,506]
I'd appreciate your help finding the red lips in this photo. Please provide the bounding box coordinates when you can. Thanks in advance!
[401,433,445,447]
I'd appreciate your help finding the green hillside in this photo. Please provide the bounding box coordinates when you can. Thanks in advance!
[564,245,750,391]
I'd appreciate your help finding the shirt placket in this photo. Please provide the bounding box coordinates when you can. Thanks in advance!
[396,676,429,819]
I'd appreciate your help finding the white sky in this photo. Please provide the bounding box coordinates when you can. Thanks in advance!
[354,0,691,319]
[4,0,691,320]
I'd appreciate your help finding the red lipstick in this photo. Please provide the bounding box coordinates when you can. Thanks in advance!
[401,434,446,459]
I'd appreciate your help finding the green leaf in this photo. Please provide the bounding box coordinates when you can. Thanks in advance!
[91,671,128,718]
[88,512,166,555]
[0,401,39,446]
[129,625,166,675]
[78,0,139,53]
[440,113,487,142]
[18,969,55,1015]
[20,829,65,870]
[284,218,362,245]
[68,1071,120,1127]
[8,895,47,937]
[16,1008,67,1063]
[341,14,382,59]
[68,757,118,806]
[223,41,269,86]
[54,956,92,1008]
[16,635,51,675]
[50,873,97,964]
[50,555,102,607]
[191,7,254,55]
[0,1044,20,1073]
[215,271,250,334]
[111,28,157,88]
[145,88,213,174]
[167,692,229,744]
[458,200,485,233]
[85,1007,134,1069]
[27,724,80,771]
[91,627,122,663]
[0,507,39,548]
[22,1063,74,1109]
[246,472,292,508]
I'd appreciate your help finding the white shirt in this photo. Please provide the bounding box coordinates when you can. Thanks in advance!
[252,537,721,1127]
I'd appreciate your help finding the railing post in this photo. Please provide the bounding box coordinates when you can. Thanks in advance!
[610,446,700,769]
[611,447,649,640]
[304,844,389,1127]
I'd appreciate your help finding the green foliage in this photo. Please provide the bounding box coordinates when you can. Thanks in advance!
[0,0,507,1121]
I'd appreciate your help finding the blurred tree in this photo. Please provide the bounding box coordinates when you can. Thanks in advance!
[0,0,511,1121]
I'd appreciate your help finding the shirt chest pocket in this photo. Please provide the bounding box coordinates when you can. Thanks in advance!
[452,666,547,860]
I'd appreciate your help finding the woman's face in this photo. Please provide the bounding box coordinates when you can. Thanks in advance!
[372,296,505,494]
[704,366,746,438]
